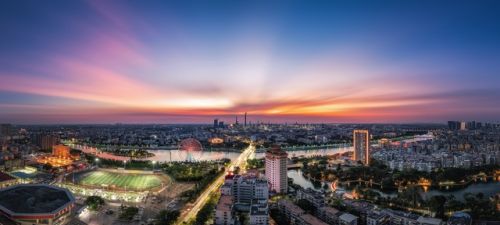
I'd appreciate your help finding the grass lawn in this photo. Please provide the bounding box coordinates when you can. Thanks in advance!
[79,171,162,191]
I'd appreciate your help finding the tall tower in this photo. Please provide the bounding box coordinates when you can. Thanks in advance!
[460,121,467,130]
[244,112,247,127]
[214,119,219,128]
[353,129,370,165]
[265,145,288,193]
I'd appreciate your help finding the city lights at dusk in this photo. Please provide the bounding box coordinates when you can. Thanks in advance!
[0,2,499,225]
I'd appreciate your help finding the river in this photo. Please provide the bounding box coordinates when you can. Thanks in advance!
[146,146,353,162]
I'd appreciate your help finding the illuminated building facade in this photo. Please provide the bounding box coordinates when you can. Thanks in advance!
[37,145,73,167]
[52,145,70,158]
[353,130,370,165]
[209,137,224,144]
[265,146,288,193]
[32,134,59,151]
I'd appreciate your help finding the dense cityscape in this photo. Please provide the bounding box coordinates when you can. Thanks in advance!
[0,120,498,225]
[1,1,500,225]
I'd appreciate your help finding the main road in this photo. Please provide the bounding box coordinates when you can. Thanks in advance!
[175,144,256,224]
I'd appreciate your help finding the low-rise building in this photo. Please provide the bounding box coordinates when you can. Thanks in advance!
[221,183,232,196]
[317,206,341,225]
[417,216,442,225]
[215,195,234,225]
[277,199,305,224]
[249,203,268,225]
[297,188,326,209]
[299,213,329,225]
[366,211,390,225]
[386,210,420,225]
[232,174,268,204]
[447,212,472,225]
[339,213,358,225]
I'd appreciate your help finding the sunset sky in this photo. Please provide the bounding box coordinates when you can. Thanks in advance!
[1,1,500,124]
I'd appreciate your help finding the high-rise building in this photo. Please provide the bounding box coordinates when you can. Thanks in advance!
[448,120,482,130]
[447,121,460,130]
[467,121,476,130]
[353,130,370,165]
[43,135,59,150]
[214,119,219,128]
[460,121,467,130]
[33,134,59,151]
[265,145,288,193]
[244,112,247,127]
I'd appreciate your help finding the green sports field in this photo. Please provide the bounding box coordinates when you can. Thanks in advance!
[78,171,163,191]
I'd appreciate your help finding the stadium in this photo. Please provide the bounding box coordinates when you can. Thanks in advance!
[0,184,75,225]
[74,169,170,191]
[62,168,170,202]
[76,169,165,191]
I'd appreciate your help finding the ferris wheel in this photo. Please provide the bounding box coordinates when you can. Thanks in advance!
[178,138,203,161]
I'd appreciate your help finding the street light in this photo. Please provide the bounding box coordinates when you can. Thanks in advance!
[152,161,156,171]
[95,158,99,168]
[123,160,127,169]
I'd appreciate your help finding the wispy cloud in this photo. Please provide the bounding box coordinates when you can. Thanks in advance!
[1,1,499,123]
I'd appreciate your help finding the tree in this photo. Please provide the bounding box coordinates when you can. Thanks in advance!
[428,195,446,218]
[155,210,180,225]
[270,208,288,225]
[463,192,498,220]
[85,196,105,211]
[119,206,139,220]
[302,161,308,170]
[42,163,53,171]
[398,186,422,207]
[237,212,248,225]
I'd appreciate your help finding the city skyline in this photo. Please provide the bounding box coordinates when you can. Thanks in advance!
[2,1,500,124]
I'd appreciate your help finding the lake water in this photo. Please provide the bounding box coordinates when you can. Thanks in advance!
[253,146,353,159]
[421,182,500,201]
[288,169,330,191]
[82,133,432,163]
[146,145,353,162]
[146,150,241,162]
[287,169,500,202]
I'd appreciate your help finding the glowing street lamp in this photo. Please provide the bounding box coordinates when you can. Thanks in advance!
[152,161,157,171]
[123,160,127,169]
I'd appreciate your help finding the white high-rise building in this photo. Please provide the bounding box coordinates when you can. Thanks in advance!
[460,121,467,130]
[353,130,370,165]
[231,174,268,204]
[265,146,288,193]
